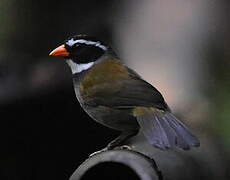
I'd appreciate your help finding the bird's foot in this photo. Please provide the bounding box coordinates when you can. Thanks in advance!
[89,145,134,157]
[89,147,108,157]
[113,145,134,151]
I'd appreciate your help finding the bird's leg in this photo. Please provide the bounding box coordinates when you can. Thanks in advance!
[107,130,138,150]
[89,130,138,157]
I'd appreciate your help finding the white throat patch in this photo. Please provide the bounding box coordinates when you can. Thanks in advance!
[66,60,94,74]
[66,38,107,51]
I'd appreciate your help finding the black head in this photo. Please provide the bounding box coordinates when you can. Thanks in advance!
[50,35,113,74]
[50,35,108,63]
[62,35,108,64]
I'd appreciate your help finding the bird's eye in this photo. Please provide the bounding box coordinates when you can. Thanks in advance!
[74,44,79,47]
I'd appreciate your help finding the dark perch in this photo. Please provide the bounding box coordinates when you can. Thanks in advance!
[70,150,162,180]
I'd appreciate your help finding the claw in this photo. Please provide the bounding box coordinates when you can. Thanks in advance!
[89,147,108,157]
[89,145,134,157]
[113,145,134,150]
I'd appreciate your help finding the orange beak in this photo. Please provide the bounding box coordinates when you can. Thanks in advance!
[49,45,69,57]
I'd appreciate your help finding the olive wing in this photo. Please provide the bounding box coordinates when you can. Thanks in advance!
[83,67,169,111]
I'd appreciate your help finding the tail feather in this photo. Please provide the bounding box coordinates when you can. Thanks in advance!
[136,109,200,150]
[166,113,200,148]
[161,116,188,149]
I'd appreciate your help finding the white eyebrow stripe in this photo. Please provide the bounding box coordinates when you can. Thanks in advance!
[66,38,107,50]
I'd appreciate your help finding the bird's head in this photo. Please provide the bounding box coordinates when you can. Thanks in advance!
[49,35,109,74]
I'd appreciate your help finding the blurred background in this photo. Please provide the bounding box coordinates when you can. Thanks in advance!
[0,0,229,179]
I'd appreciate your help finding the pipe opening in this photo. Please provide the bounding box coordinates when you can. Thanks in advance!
[80,162,141,180]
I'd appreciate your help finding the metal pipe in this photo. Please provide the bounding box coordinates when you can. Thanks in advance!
[70,150,162,180]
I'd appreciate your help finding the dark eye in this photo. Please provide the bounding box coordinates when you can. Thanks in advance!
[73,44,85,52]
[74,43,79,48]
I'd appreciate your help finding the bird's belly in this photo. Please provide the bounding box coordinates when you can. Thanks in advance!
[73,81,139,131]
[82,105,139,131]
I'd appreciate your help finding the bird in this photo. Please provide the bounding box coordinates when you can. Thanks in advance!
[49,34,200,153]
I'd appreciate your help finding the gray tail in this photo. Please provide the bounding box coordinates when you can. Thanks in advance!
[136,110,200,150]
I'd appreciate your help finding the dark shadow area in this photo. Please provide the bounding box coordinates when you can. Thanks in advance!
[80,162,140,180]
[0,88,119,180]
